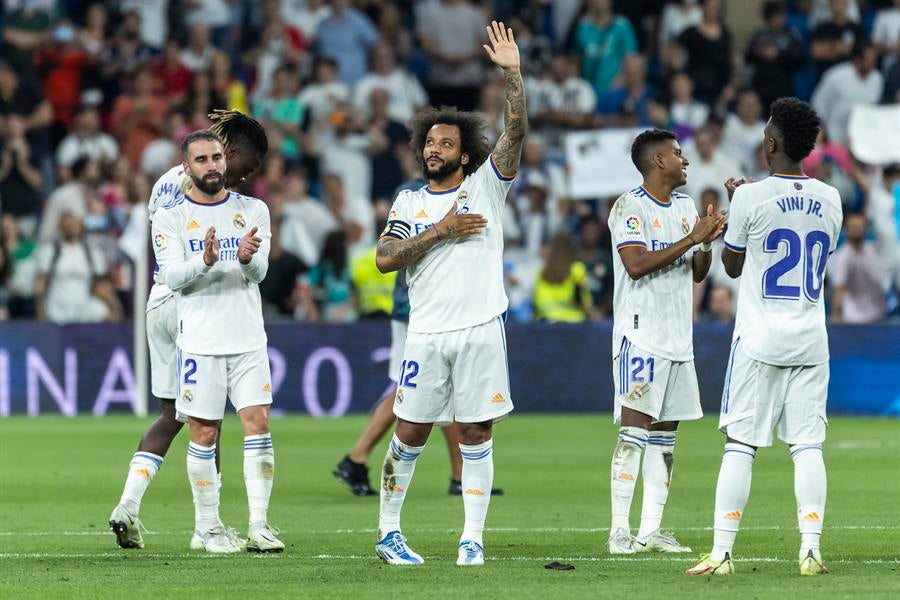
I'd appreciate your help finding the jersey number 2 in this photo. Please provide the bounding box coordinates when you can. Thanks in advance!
[183,358,198,385]
[762,228,830,301]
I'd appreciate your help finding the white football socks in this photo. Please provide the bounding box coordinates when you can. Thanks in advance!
[378,434,424,537]
[459,439,494,546]
[187,442,220,534]
[611,426,649,532]
[244,433,275,526]
[638,431,676,539]
[712,443,756,561]
[792,443,826,560]
[118,452,162,515]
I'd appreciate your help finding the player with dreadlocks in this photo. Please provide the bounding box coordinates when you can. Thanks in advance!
[109,111,268,552]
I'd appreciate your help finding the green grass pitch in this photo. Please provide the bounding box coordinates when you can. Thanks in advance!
[1,415,898,599]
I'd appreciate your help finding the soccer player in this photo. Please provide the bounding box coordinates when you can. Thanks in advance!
[371,20,525,567]
[607,129,727,555]
[686,98,841,576]
[333,264,504,497]
[109,111,268,550]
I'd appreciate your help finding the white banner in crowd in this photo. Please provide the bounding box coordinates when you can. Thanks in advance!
[565,128,642,199]
[849,104,900,165]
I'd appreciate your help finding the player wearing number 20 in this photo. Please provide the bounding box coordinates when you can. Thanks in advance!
[151,130,282,554]
[686,98,842,576]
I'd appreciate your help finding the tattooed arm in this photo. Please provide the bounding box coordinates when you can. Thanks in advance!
[483,20,527,177]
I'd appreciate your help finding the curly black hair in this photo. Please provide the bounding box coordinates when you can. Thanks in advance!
[630,128,677,175]
[769,97,820,162]
[208,109,269,158]
[408,106,492,177]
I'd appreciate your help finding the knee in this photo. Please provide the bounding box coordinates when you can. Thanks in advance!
[159,402,184,429]
[190,422,218,446]
[651,420,679,432]
[458,421,492,446]
[240,406,270,435]
[395,419,431,447]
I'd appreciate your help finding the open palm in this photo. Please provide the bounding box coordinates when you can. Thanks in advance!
[483,20,520,70]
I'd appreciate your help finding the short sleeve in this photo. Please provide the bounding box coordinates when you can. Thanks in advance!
[723,185,750,253]
[610,194,647,251]
[381,192,414,240]
[472,154,516,208]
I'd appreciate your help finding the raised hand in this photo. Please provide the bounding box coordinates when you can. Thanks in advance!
[725,176,753,201]
[690,205,728,244]
[203,226,219,266]
[433,202,488,240]
[483,20,520,71]
[238,226,262,264]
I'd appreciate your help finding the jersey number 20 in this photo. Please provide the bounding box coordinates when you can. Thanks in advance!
[762,228,830,301]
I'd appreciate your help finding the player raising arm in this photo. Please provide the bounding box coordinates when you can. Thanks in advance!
[686,98,841,577]
[372,20,525,567]
[606,129,726,555]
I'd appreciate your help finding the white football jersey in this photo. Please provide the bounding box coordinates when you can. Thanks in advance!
[146,166,194,311]
[382,156,514,333]
[609,186,700,361]
[151,190,271,356]
[724,175,843,366]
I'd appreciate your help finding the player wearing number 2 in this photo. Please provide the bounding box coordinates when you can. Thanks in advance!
[686,98,841,576]
[151,130,281,554]
[607,129,727,555]
[371,21,526,567]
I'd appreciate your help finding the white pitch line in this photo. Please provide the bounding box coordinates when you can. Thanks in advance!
[1,525,898,537]
[0,552,896,565]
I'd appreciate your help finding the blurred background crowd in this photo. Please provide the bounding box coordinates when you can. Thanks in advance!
[0,0,898,326]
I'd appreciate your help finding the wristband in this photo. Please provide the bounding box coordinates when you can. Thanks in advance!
[700,241,712,252]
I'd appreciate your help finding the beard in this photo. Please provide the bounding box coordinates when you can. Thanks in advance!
[422,155,462,181]
[191,171,225,195]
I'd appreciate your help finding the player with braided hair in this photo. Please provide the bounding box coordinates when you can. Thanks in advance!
[110,112,268,552]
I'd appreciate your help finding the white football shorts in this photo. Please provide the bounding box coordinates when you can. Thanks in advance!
[393,316,513,426]
[175,346,273,421]
[388,319,408,383]
[612,337,702,424]
[147,295,178,401]
[718,338,829,447]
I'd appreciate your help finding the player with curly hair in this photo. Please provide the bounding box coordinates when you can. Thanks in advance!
[686,97,842,576]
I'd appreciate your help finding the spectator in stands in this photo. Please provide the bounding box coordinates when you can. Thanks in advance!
[659,0,702,46]
[37,21,89,135]
[745,1,805,112]
[669,72,709,136]
[210,51,249,114]
[254,63,305,166]
[308,229,354,322]
[866,164,900,291]
[598,53,653,127]
[259,215,307,320]
[250,0,309,106]
[830,213,887,323]
[374,1,414,63]
[100,10,157,101]
[872,0,900,68]
[314,0,379,86]
[812,42,883,145]
[55,104,118,179]
[708,285,735,322]
[0,115,44,225]
[677,0,733,102]
[180,23,216,73]
[0,59,53,149]
[120,0,169,49]
[280,168,338,268]
[38,156,101,244]
[183,0,235,53]
[319,170,373,258]
[810,0,866,77]
[1,0,53,75]
[34,211,122,324]
[571,0,638,98]
[0,214,38,318]
[365,88,408,204]
[683,126,741,210]
[152,38,193,103]
[109,66,168,168]
[350,244,395,319]
[577,215,613,317]
[79,3,110,63]
[352,42,428,123]
[533,232,592,323]
[722,89,767,173]
[299,57,350,132]
[415,0,486,111]
[527,54,597,146]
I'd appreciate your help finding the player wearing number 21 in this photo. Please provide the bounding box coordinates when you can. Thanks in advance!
[686,98,842,576]
[372,21,526,567]
[151,130,283,554]
[607,129,726,556]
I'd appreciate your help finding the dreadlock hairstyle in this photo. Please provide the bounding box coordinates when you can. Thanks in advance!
[409,106,492,177]
[208,109,269,157]
[768,98,820,162]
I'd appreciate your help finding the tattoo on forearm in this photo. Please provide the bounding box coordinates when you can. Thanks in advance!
[377,231,438,267]
[494,68,527,176]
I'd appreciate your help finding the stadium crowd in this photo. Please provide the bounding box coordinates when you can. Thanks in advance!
[0,0,898,325]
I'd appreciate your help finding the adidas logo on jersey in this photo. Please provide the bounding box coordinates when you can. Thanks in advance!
[262,383,271,392]
[415,209,428,218]
[491,392,506,403]
[652,218,662,229]
[187,219,200,230]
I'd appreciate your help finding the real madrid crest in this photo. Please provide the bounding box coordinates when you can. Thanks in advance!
[396,388,404,404]
[183,389,193,403]
[681,217,690,234]
[456,190,468,203]
[233,213,246,229]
